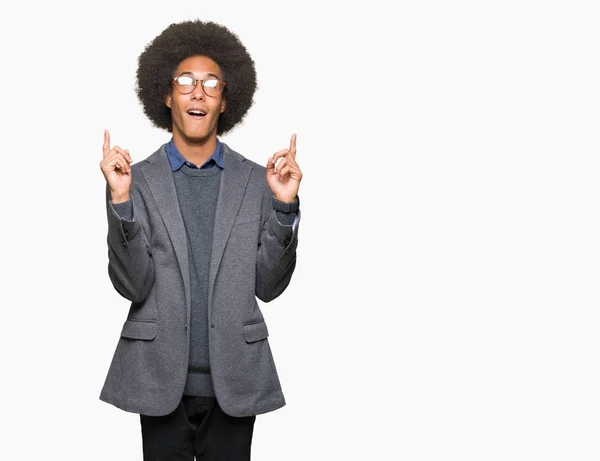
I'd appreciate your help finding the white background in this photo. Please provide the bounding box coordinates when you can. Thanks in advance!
[1,0,599,459]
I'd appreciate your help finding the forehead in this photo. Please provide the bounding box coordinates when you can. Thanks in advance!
[174,55,222,77]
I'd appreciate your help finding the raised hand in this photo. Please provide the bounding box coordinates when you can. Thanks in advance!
[99,130,133,203]
[266,133,303,203]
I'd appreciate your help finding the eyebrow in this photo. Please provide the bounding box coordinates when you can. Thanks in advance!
[178,71,221,79]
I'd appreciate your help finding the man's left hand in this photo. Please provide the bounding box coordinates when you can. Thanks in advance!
[266,133,303,203]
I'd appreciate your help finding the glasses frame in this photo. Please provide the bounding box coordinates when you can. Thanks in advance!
[172,75,226,97]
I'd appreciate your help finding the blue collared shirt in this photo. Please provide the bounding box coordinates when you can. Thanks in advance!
[165,138,224,171]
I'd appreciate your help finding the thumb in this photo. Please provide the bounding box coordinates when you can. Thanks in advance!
[266,156,276,176]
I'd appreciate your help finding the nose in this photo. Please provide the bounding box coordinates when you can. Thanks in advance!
[190,84,205,101]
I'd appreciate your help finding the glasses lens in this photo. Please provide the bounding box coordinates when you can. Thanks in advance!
[175,76,195,94]
[202,78,221,97]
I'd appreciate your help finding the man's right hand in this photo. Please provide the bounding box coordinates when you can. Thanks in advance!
[100,130,133,203]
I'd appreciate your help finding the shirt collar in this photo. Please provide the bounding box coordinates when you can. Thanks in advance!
[165,138,224,171]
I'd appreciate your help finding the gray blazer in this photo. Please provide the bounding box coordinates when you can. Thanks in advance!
[100,143,299,417]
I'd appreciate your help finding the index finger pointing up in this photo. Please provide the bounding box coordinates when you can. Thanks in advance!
[289,133,297,158]
[103,129,111,157]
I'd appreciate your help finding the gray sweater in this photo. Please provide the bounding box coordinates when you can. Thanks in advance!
[173,164,221,396]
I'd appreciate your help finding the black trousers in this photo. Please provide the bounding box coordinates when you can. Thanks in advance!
[140,396,256,461]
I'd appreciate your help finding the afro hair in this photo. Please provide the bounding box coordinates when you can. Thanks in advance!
[135,20,257,136]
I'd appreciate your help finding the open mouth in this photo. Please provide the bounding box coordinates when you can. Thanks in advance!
[187,109,206,118]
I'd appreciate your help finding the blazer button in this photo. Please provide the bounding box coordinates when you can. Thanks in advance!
[284,238,291,246]
[210,324,215,328]
[124,230,131,240]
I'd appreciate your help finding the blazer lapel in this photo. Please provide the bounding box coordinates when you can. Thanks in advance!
[208,145,253,312]
[141,146,191,322]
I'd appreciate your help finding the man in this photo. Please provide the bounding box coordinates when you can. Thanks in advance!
[99,19,301,460]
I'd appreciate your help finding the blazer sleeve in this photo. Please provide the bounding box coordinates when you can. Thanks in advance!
[105,182,155,303]
[255,186,300,303]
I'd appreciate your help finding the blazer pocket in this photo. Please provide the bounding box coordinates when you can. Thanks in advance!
[243,321,269,343]
[234,213,261,226]
[121,318,157,340]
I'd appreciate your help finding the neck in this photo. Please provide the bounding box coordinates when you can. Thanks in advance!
[173,135,217,166]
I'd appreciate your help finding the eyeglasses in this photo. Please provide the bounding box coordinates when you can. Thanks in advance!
[172,75,226,97]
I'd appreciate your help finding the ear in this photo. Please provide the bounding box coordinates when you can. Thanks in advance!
[165,94,172,109]
[220,97,227,114]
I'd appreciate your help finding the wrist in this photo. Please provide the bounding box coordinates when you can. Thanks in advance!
[111,192,130,204]
[273,194,297,204]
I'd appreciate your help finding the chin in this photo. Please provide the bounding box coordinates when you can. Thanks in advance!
[183,131,211,143]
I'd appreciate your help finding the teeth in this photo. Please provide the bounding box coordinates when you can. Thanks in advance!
[188,110,205,116]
